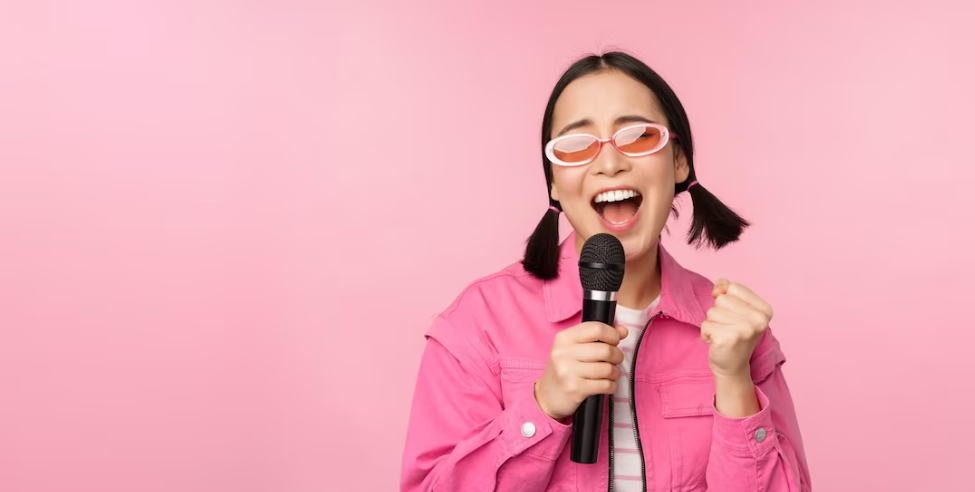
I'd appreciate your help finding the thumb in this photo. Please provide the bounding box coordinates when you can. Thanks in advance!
[712,278,731,297]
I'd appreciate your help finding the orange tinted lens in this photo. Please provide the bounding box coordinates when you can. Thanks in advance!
[552,136,599,163]
[616,125,662,155]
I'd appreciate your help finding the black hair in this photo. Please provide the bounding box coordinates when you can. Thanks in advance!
[521,51,750,280]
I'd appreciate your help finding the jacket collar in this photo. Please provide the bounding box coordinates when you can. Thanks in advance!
[543,231,707,327]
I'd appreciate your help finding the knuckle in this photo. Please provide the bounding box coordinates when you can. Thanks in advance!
[589,322,603,337]
[565,378,579,394]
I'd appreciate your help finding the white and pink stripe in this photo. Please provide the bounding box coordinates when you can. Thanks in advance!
[610,298,658,492]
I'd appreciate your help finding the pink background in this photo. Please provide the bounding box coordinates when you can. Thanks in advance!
[1,1,972,491]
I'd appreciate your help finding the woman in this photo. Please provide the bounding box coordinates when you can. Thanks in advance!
[400,51,811,492]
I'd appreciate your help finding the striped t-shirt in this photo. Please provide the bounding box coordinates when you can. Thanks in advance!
[611,297,659,492]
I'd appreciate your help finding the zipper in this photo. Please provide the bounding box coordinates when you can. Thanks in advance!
[628,312,661,492]
[607,311,660,492]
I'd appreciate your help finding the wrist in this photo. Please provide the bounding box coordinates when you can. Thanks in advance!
[711,368,752,385]
[533,382,567,422]
[713,370,760,418]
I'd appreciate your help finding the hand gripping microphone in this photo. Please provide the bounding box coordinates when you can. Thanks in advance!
[570,233,626,464]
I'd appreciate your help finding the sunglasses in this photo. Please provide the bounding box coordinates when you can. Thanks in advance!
[544,123,676,167]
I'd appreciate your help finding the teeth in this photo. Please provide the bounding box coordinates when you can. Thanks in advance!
[594,189,640,203]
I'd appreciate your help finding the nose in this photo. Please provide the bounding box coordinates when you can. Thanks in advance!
[591,139,631,177]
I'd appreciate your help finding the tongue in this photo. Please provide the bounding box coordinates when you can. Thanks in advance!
[603,200,639,224]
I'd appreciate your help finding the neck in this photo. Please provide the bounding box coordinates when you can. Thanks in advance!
[575,235,662,311]
[619,243,661,310]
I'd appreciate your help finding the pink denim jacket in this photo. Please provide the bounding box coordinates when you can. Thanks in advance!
[401,233,811,491]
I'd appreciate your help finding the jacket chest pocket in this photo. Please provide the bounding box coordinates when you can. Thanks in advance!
[658,377,714,491]
[498,358,547,407]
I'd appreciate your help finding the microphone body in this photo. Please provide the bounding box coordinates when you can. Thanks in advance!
[570,233,626,465]
[570,289,619,464]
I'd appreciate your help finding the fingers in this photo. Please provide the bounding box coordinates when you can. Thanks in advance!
[710,296,770,329]
[712,279,774,321]
[579,378,618,396]
[566,321,623,345]
[705,305,744,325]
[558,365,619,397]
[712,278,731,296]
[542,321,632,419]
[714,289,772,329]
[571,342,625,365]
[616,323,629,341]
[574,361,621,381]
[701,319,742,344]
[702,318,764,346]
[726,282,774,319]
[701,319,717,343]
[713,291,753,317]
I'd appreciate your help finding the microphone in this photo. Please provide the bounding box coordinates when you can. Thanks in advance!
[570,233,626,464]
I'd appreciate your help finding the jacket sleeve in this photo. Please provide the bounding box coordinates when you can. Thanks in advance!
[400,315,572,492]
[705,328,813,492]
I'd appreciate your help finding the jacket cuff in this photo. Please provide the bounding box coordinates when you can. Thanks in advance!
[500,382,572,460]
[711,385,777,458]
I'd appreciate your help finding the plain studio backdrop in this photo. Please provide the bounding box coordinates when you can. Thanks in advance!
[1,1,973,491]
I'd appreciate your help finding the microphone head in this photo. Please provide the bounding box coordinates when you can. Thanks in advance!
[579,233,625,293]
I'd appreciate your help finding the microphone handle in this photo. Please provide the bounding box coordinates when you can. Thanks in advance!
[570,295,617,464]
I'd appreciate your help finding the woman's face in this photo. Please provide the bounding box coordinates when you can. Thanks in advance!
[549,69,689,262]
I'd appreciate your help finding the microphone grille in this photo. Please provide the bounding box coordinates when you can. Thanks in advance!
[579,233,625,292]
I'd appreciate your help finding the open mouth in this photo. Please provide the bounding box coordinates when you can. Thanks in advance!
[592,189,643,226]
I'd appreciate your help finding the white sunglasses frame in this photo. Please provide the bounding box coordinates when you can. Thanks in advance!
[544,122,676,167]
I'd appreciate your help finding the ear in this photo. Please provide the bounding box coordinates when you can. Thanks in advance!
[549,182,560,202]
[674,146,690,183]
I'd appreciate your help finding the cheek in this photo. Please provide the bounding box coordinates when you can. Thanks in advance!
[552,168,587,201]
[647,189,676,220]
[648,155,677,180]
[637,160,677,216]
[633,156,674,188]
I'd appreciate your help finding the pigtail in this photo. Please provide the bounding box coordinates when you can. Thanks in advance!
[521,202,562,280]
[683,181,750,249]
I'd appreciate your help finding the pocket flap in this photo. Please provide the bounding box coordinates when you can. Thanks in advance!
[498,358,546,383]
